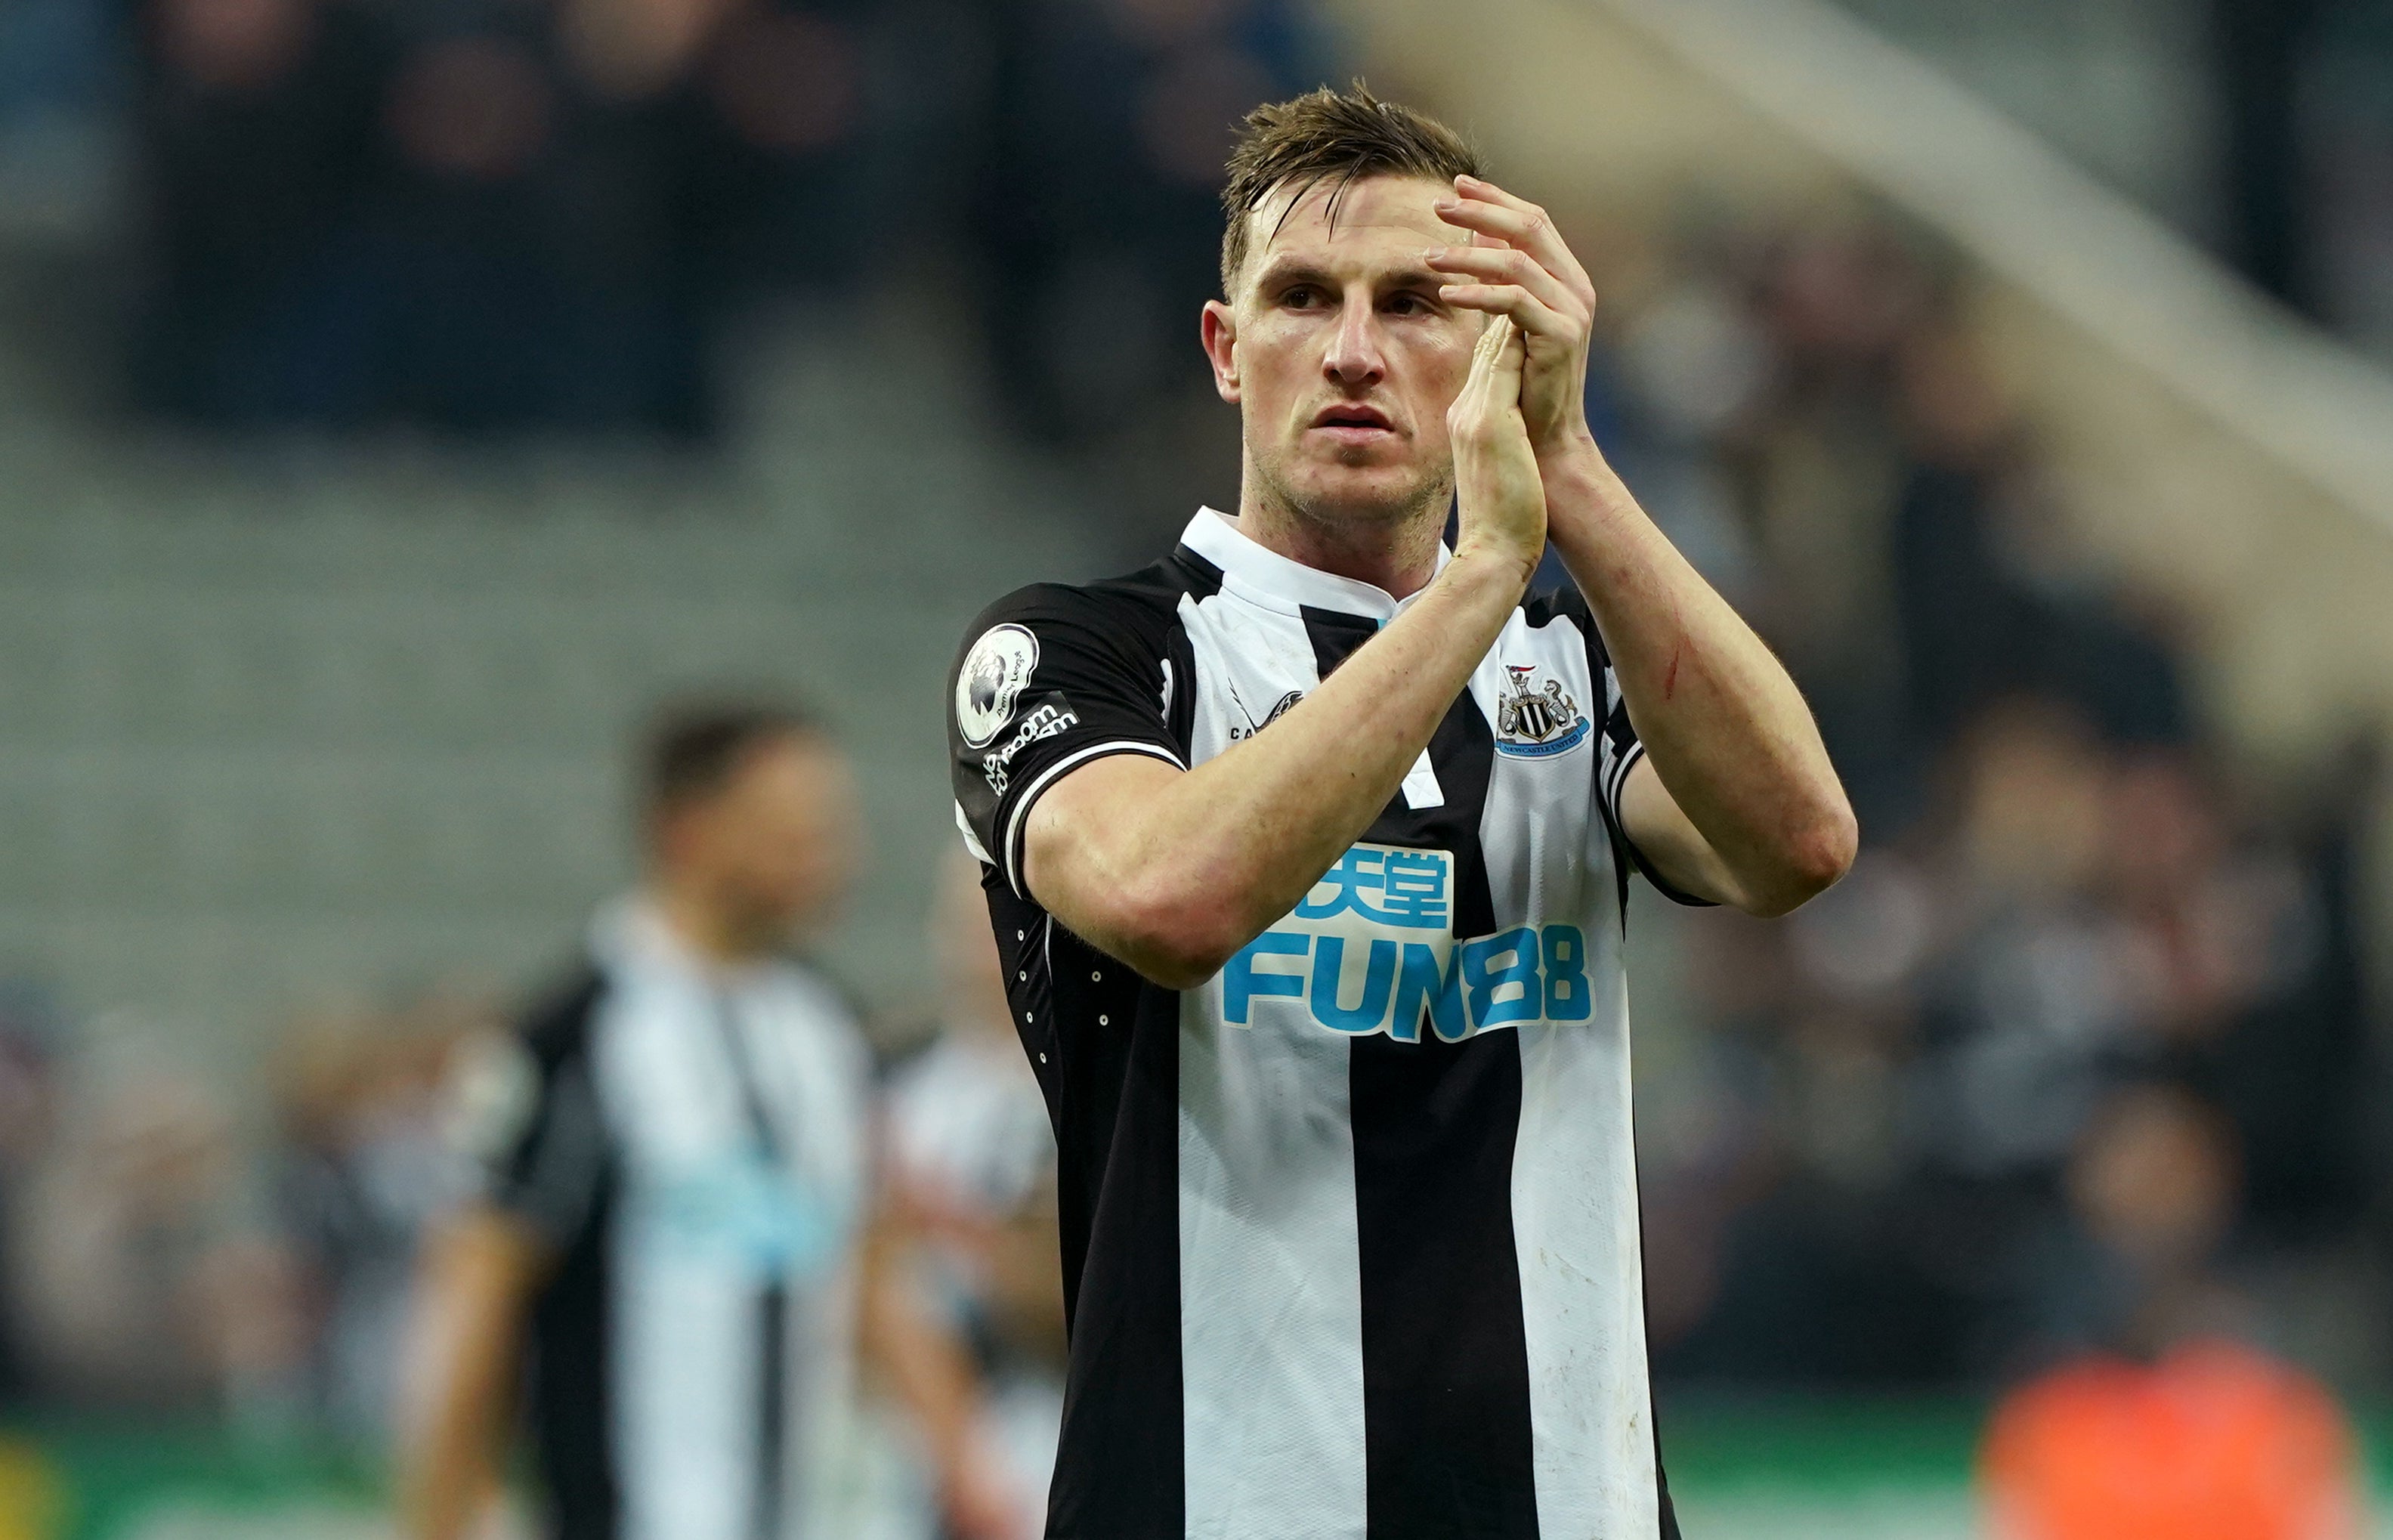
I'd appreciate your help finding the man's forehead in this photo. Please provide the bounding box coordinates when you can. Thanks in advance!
[1247,174,1467,267]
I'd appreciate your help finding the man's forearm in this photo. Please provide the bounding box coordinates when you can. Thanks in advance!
[1025,546,1532,984]
[399,1297,509,1540]
[1539,438,1853,904]
[859,1221,979,1486]
[397,1215,541,1540]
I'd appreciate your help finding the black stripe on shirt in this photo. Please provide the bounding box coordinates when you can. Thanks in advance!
[1304,608,1542,1540]
[506,969,622,1540]
[986,872,1187,1540]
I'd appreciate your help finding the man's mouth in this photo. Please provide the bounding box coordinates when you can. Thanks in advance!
[1309,404,1396,439]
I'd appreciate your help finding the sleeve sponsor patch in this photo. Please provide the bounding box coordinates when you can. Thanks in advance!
[982,701,1078,793]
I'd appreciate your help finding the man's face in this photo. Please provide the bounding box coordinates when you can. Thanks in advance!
[663,735,861,948]
[1204,175,1482,530]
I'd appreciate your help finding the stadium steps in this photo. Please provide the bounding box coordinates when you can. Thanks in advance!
[0,295,1096,1072]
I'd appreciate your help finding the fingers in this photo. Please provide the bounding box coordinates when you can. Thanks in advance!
[1449,175,1548,218]
[1456,314,1501,416]
[1426,242,1581,331]
[1465,311,1511,379]
[1479,313,1517,364]
[1439,175,1568,249]
[1453,315,1507,421]
[1433,178,1594,303]
[1439,280,1573,345]
[1456,317,1526,422]
[1425,243,1581,319]
[1448,310,1546,574]
[1492,316,1529,387]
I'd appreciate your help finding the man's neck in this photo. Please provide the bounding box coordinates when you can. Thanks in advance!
[651,880,765,969]
[1233,480,1445,599]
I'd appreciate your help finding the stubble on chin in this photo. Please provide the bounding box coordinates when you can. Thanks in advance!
[1248,434,1454,537]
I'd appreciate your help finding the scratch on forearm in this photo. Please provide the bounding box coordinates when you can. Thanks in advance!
[1661,645,1680,702]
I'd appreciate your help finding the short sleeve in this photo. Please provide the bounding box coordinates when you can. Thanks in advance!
[445,969,614,1248]
[949,583,1184,896]
[1544,585,1717,908]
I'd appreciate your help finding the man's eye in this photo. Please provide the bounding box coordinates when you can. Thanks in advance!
[1283,286,1320,308]
[1384,293,1424,315]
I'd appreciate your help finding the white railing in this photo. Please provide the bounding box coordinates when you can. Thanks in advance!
[1595,0,2393,532]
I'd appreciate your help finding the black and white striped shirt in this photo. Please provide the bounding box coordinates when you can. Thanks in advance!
[457,900,872,1540]
[948,508,1694,1540]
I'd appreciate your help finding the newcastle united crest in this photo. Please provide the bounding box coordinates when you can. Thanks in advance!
[1493,664,1591,759]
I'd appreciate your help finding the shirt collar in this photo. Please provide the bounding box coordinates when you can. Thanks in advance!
[1177,506,1449,623]
[591,892,771,990]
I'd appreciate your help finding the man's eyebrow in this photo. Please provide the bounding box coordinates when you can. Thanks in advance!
[1379,264,1448,293]
[1249,256,1335,292]
[1248,258,1448,295]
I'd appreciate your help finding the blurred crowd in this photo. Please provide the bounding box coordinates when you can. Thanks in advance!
[0,989,487,1431]
[113,0,1328,434]
[1581,212,2387,1389]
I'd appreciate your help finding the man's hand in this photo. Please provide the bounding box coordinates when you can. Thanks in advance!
[1446,316,1547,582]
[1430,178,1858,915]
[942,1433,1037,1540]
[1426,175,1598,461]
[858,1209,1029,1538]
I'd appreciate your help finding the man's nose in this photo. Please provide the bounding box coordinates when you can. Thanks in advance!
[1322,299,1387,388]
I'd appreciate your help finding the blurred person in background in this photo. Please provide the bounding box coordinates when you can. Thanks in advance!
[0,992,60,1409]
[129,0,388,422]
[1979,1084,2364,1540]
[274,997,490,1440]
[128,0,883,431]
[2022,1082,2249,1358]
[3,1054,311,1424]
[967,0,1334,446]
[400,703,1016,1540]
[881,852,1066,1540]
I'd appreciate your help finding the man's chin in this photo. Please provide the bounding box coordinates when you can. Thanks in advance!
[1283,463,1442,525]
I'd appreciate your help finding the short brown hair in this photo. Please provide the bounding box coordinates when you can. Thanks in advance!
[642,700,820,819]
[1219,82,1481,296]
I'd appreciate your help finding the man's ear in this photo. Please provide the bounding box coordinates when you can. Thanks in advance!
[1201,300,1240,405]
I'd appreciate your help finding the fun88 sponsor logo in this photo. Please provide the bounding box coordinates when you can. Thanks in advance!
[1220,842,1592,1042]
